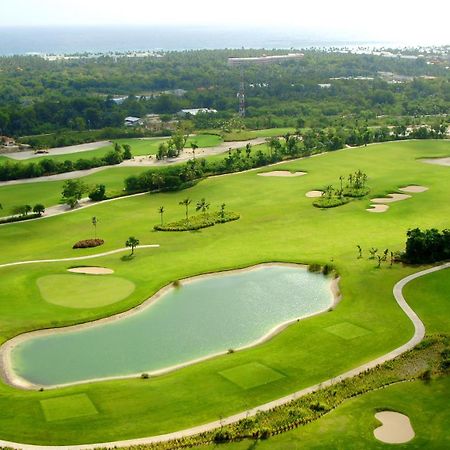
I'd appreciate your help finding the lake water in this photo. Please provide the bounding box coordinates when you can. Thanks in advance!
[10,265,333,387]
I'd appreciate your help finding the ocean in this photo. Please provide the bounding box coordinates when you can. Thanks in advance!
[0,26,395,56]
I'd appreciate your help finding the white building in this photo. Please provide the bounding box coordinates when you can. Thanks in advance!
[177,108,217,117]
[124,116,142,127]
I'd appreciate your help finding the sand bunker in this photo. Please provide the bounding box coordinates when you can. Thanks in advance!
[258,171,307,177]
[305,190,324,198]
[374,411,415,444]
[68,267,114,275]
[421,157,450,167]
[371,193,411,203]
[367,204,389,213]
[399,185,428,193]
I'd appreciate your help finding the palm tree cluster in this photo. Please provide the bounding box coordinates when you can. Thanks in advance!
[157,198,227,225]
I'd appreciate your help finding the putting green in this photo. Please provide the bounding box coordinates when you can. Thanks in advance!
[37,274,135,309]
[40,394,98,422]
[219,362,285,389]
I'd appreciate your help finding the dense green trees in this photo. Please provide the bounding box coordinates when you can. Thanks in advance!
[0,50,447,138]
[61,179,87,208]
[404,228,450,263]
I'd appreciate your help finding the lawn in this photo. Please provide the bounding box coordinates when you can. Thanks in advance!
[211,378,450,449]
[0,166,149,217]
[212,263,450,449]
[0,139,448,445]
[0,142,271,218]
[1,134,223,165]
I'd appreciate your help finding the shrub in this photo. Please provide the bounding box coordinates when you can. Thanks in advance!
[313,197,350,208]
[154,212,240,232]
[213,429,232,443]
[89,184,107,201]
[0,213,40,224]
[342,187,370,197]
[141,373,150,379]
[72,239,104,249]
[308,264,321,273]
[322,264,333,275]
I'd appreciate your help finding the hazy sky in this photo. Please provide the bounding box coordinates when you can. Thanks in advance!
[1,0,449,44]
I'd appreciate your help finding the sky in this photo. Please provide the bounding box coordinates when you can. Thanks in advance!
[1,0,449,44]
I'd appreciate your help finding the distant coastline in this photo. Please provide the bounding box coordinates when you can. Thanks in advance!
[0,25,409,56]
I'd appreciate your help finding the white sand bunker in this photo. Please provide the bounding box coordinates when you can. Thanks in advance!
[374,411,415,444]
[68,267,114,275]
[399,185,428,193]
[305,190,324,198]
[258,171,307,177]
[421,157,450,167]
[371,193,411,203]
[367,204,389,213]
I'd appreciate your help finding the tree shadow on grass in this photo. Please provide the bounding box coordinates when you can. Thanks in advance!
[121,254,135,261]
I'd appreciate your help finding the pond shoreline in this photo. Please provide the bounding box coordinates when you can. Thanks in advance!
[0,262,339,391]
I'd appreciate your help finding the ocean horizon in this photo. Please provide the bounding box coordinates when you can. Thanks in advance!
[0,25,407,56]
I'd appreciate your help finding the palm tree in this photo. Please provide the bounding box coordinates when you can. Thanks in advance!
[196,198,210,216]
[179,198,191,221]
[369,247,378,259]
[356,245,362,259]
[158,206,165,225]
[190,142,198,159]
[92,216,98,238]
[245,143,252,158]
[126,236,140,255]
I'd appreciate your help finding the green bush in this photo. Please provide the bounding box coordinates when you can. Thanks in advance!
[154,212,240,232]
[308,264,322,272]
[0,213,40,224]
[313,197,350,208]
[342,186,370,197]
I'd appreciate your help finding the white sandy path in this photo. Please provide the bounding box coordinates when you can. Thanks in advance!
[421,157,450,167]
[367,204,389,213]
[0,245,159,270]
[374,411,415,444]
[399,185,428,193]
[257,171,306,177]
[4,141,113,161]
[68,267,114,275]
[0,262,447,450]
[371,193,411,203]
[0,138,267,187]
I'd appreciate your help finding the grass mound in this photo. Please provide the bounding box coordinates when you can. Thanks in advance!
[72,238,104,249]
[154,212,240,231]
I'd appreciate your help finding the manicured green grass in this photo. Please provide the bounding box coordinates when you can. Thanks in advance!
[37,274,135,309]
[324,322,372,340]
[403,268,450,334]
[40,394,98,422]
[0,140,448,444]
[219,363,285,390]
[0,166,148,217]
[211,378,450,449]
